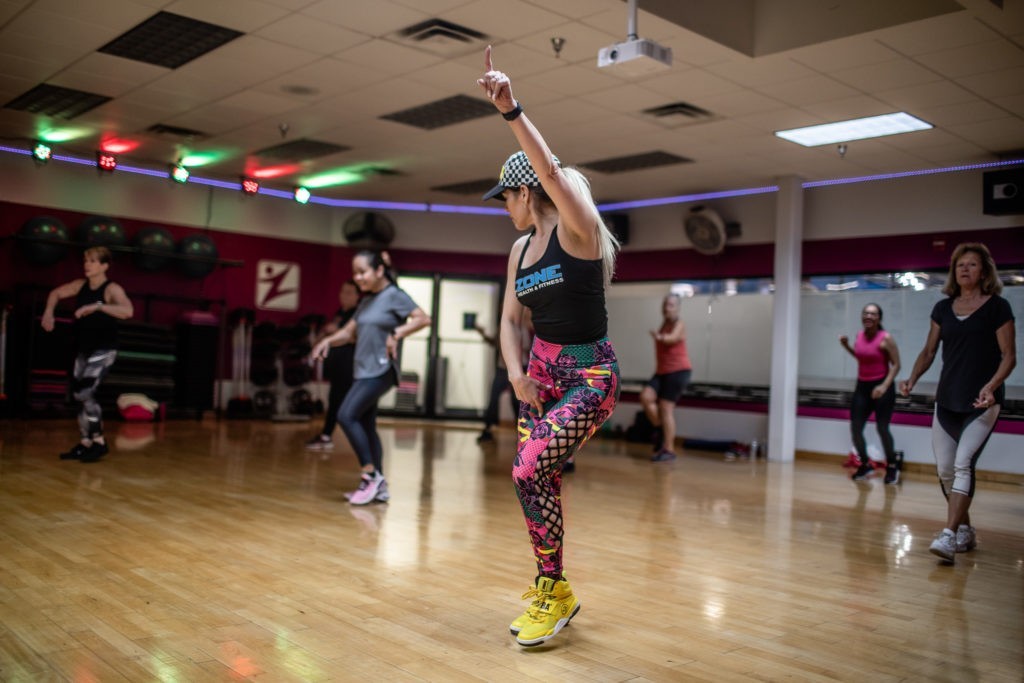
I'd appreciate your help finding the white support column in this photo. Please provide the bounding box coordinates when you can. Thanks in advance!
[767,176,804,462]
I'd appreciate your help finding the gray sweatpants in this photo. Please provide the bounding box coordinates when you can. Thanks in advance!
[932,403,999,499]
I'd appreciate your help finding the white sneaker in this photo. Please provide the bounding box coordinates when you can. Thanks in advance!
[349,472,385,506]
[374,479,390,503]
[929,529,957,563]
[956,524,977,553]
[305,434,333,451]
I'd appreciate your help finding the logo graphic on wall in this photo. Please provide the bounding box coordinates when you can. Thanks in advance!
[256,260,300,311]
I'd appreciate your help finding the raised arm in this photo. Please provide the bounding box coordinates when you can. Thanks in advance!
[477,46,601,247]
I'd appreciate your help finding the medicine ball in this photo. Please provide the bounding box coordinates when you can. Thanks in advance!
[78,215,127,248]
[177,234,218,278]
[19,216,70,266]
[133,226,175,271]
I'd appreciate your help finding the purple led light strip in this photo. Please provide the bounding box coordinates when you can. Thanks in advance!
[4,145,1023,214]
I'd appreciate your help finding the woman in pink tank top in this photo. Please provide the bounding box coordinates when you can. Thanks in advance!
[640,293,692,461]
[839,303,902,483]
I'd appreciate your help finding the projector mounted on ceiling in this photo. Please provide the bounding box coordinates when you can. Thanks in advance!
[597,0,672,76]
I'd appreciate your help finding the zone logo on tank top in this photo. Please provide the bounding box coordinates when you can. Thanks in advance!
[516,264,563,296]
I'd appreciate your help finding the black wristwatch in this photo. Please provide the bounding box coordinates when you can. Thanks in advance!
[502,102,523,121]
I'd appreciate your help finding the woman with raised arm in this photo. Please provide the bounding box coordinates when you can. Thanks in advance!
[478,46,621,647]
[899,243,1015,564]
[838,303,902,483]
[312,251,430,506]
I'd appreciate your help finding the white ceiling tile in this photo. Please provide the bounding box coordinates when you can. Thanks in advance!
[875,13,1002,56]
[523,0,623,22]
[512,21,619,65]
[875,80,977,110]
[681,90,788,118]
[912,140,992,164]
[334,39,444,76]
[640,68,744,100]
[993,94,1024,117]
[955,65,1024,99]
[444,0,570,41]
[164,0,290,32]
[526,63,624,98]
[301,0,428,36]
[254,58,395,102]
[754,75,861,107]
[789,37,903,73]
[173,36,321,90]
[918,99,1010,127]
[799,95,895,122]
[706,55,819,87]
[915,40,1024,79]
[831,59,943,91]
[946,116,1024,150]
[27,0,155,31]
[254,13,370,55]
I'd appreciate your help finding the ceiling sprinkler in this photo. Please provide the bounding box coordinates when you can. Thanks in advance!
[551,37,566,58]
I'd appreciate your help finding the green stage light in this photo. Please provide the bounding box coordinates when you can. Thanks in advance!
[294,186,311,204]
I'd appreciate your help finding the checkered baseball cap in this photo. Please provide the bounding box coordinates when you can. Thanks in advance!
[482,150,560,201]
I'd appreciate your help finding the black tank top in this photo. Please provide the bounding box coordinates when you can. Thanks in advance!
[75,280,118,353]
[515,226,607,344]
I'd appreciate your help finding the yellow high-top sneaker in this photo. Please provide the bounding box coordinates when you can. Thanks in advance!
[510,576,580,646]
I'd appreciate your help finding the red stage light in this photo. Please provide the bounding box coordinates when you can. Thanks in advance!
[250,163,301,179]
[241,177,259,195]
[97,151,117,172]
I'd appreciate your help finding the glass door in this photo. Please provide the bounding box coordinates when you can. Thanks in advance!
[434,279,501,418]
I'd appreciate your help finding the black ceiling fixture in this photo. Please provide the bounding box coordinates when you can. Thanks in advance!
[98,11,243,69]
[4,84,111,119]
[581,151,693,174]
[381,94,494,130]
[253,139,349,161]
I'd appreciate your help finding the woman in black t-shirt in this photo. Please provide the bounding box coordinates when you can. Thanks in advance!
[900,243,1016,564]
[305,280,360,451]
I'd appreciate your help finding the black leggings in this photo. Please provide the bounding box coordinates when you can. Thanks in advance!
[337,372,396,474]
[850,380,896,465]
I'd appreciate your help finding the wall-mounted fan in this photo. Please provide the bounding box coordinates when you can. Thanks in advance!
[684,205,727,255]
[342,212,395,247]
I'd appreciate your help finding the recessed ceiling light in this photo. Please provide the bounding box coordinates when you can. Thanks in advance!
[775,112,933,147]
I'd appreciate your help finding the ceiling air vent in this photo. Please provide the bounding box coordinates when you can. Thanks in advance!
[253,139,349,161]
[4,84,111,119]
[381,94,494,130]
[99,11,243,69]
[393,19,488,56]
[431,178,498,195]
[581,151,693,174]
[642,101,717,129]
[146,123,208,140]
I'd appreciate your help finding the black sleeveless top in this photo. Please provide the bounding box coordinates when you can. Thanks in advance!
[75,280,118,353]
[515,226,607,344]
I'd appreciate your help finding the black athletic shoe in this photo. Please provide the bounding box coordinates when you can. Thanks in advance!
[650,427,663,453]
[562,459,576,473]
[851,462,874,480]
[884,465,900,485]
[59,444,89,460]
[80,442,109,463]
[476,430,495,443]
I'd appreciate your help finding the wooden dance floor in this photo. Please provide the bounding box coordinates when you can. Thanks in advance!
[1,417,1021,681]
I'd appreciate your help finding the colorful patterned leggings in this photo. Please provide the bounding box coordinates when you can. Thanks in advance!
[513,337,620,579]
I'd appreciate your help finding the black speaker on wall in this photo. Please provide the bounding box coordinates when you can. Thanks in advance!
[603,213,630,246]
[983,168,1024,216]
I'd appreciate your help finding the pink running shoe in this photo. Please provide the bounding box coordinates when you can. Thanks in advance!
[349,472,385,506]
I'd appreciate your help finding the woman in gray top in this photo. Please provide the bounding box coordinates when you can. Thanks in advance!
[313,250,431,505]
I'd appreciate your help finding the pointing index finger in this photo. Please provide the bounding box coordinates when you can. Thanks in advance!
[484,44,493,71]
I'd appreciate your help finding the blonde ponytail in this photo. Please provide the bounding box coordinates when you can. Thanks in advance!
[561,167,619,283]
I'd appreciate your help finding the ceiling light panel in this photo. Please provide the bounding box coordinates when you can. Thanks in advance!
[775,112,933,146]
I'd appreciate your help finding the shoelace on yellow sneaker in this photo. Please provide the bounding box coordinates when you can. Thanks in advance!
[520,586,553,620]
